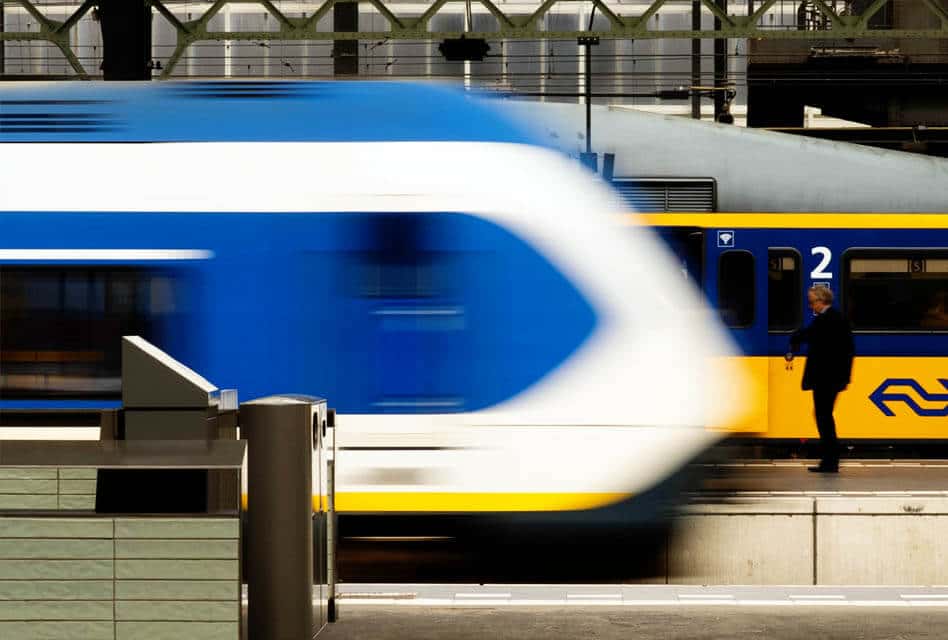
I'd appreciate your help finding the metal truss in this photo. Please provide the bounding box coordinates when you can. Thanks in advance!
[0,0,94,78]
[3,0,948,79]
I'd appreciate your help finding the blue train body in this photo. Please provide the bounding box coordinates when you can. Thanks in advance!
[0,211,596,411]
[0,81,538,145]
[0,82,596,411]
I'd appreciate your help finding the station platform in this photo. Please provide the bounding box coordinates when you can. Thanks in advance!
[670,460,948,586]
[694,459,948,495]
[335,584,948,606]
[319,586,948,640]
[337,460,948,586]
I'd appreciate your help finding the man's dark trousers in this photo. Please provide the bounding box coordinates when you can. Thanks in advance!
[813,387,840,470]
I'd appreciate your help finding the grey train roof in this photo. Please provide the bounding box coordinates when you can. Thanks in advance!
[497,100,948,214]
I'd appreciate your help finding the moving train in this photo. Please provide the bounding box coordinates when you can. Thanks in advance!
[500,101,948,444]
[0,81,745,532]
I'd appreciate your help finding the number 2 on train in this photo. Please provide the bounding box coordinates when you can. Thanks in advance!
[810,246,833,279]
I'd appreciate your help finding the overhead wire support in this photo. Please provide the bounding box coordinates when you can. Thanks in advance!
[4,0,948,79]
[579,2,598,156]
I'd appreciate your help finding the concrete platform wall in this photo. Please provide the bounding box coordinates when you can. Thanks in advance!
[669,496,948,585]
[0,517,240,640]
[0,467,96,511]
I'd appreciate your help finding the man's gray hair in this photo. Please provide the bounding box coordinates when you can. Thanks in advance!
[809,284,834,304]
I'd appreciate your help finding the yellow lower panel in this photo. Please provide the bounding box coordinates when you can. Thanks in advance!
[710,356,769,434]
[767,356,948,440]
[242,492,631,513]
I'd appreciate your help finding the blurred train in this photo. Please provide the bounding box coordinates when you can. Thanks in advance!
[501,101,948,445]
[0,81,745,536]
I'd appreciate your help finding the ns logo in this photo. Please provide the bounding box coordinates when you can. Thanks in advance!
[869,379,948,417]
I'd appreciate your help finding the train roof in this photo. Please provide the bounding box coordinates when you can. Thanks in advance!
[0,81,539,145]
[498,101,948,213]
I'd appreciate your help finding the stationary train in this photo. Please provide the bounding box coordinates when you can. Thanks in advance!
[0,81,745,531]
[500,100,948,444]
[646,213,948,443]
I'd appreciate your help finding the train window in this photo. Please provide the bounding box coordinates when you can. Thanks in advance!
[0,267,179,398]
[345,214,454,299]
[657,227,704,286]
[845,252,948,332]
[768,249,802,332]
[718,251,755,328]
[354,254,451,299]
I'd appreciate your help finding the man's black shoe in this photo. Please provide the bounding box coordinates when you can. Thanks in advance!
[808,465,839,473]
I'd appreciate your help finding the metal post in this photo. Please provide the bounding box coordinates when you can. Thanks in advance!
[223,6,232,78]
[578,6,598,171]
[713,0,728,121]
[326,408,337,623]
[1,1,5,77]
[333,1,358,76]
[462,0,472,90]
[97,0,153,80]
[585,5,597,154]
[98,409,119,441]
[691,0,701,119]
[585,40,592,153]
[326,457,337,622]
[242,397,315,640]
[577,36,598,171]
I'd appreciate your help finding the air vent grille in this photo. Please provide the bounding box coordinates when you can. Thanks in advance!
[612,178,717,212]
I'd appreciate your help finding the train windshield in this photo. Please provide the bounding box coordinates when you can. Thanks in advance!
[0,266,188,398]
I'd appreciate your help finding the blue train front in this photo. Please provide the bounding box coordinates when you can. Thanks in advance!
[0,81,747,528]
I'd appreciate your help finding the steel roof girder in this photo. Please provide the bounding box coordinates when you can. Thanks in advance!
[920,0,948,29]
[699,0,734,28]
[146,0,191,33]
[591,0,626,30]
[748,0,779,26]
[151,27,948,42]
[479,0,516,30]
[807,0,845,28]
[854,0,892,30]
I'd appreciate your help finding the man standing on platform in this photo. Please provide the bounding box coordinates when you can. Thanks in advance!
[789,285,855,473]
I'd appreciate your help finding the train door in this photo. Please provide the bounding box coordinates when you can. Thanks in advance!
[765,246,807,438]
[654,226,704,287]
[706,228,769,433]
[765,239,850,440]
[707,230,767,350]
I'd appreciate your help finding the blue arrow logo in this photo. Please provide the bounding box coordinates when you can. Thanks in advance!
[869,378,948,417]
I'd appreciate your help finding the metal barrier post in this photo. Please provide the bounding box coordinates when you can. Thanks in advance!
[241,396,321,640]
[327,457,337,622]
[327,408,337,622]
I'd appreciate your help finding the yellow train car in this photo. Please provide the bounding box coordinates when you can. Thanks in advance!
[642,213,948,443]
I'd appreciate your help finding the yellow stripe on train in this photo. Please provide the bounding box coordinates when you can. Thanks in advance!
[241,492,632,513]
[631,212,948,229]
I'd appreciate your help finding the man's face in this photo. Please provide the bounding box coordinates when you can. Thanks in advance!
[808,291,828,314]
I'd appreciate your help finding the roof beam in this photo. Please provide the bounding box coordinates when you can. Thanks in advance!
[4,0,948,81]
